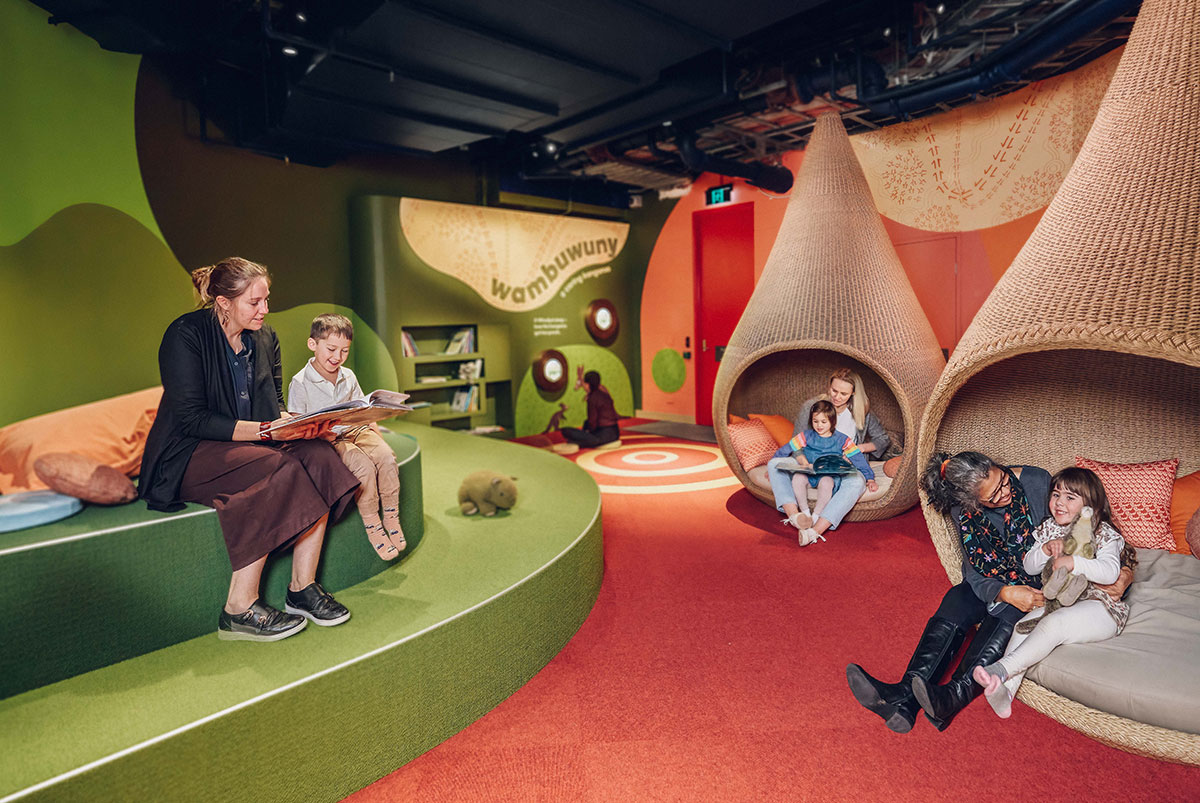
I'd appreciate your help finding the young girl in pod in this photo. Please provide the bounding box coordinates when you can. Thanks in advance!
[772,400,876,546]
[972,466,1131,717]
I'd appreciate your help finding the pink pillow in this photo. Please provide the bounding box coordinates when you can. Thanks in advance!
[1075,456,1179,551]
[728,419,780,471]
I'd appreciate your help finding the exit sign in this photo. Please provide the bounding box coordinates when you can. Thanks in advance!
[706,184,733,205]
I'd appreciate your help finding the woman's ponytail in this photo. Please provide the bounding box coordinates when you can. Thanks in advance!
[191,265,216,307]
[920,450,996,513]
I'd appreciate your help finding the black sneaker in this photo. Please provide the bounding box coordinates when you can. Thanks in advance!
[285,582,351,626]
[218,599,307,642]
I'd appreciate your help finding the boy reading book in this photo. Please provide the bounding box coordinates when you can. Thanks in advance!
[288,314,406,561]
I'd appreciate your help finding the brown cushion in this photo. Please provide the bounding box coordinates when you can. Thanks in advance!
[33,453,137,505]
[883,456,902,478]
[1188,507,1200,560]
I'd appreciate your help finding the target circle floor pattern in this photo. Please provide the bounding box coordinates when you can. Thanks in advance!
[571,435,742,494]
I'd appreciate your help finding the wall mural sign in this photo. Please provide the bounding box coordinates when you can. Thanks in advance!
[850,47,1121,232]
[399,198,630,312]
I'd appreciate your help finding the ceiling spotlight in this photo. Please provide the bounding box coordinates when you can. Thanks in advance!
[935,3,946,13]
[281,46,298,56]
[662,120,673,127]
[530,147,540,158]
[295,12,307,23]
[882,26,892,37]
[545,141,558,154]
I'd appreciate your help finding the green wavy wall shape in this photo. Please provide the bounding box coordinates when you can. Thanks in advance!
[514,345,633,437]
[0,205,399,428]
[0,1,163,246]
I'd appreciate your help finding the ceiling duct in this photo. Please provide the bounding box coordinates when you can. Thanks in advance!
[676,136,794,194]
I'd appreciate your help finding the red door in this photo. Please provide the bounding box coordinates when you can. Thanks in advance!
[693,202,755,426]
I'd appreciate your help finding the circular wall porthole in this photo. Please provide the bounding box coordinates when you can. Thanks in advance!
[533,349,568,392]
[585,299,619,345]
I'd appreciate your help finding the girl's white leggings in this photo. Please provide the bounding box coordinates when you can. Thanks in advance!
[997,599,1117,701]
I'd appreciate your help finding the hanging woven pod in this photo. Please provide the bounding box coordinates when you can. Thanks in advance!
[713,113,945,521]
[917,0,1200,764]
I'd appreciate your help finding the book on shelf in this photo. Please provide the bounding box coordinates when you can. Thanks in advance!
[771,454,859,476]
[449,385,481,413]
[400,331,419,357]
[272,390,411,435]
[443,327,475,354]
[417,375,452,383]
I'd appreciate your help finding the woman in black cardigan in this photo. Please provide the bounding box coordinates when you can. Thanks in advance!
[140,258,359,642]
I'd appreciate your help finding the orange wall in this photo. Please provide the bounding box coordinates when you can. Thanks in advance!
[639,151,803,418]
[638,159,1050,421]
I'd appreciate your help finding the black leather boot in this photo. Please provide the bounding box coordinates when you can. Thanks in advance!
[846,617,966,733]
[911,615,1014,731]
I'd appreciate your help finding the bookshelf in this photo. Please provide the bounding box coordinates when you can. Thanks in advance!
[398,324,511,430]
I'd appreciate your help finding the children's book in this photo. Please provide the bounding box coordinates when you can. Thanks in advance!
[271,390,411,435]
[772,454,858,476]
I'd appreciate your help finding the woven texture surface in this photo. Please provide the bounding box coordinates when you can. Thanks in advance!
[917,0,1200,765]
[713,114,944,521]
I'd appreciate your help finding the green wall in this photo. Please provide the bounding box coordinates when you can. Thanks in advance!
[2,0,677,429]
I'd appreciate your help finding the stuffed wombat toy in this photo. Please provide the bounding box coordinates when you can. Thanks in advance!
[458,470,518,516]
[1015,506,1095,635]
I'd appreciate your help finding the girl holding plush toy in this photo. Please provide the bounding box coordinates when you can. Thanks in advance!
[768,400,877,546]
[972,466,1131,718]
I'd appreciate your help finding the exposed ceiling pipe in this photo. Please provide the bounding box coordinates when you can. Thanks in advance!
[676,135,793,194]
[858,0,1138,119]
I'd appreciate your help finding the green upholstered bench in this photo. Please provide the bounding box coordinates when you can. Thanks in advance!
[0,431,422,700]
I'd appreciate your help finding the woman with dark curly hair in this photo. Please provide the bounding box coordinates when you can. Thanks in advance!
[844,451,1133,732]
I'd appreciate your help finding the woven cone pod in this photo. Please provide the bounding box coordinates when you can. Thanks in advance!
[713,113,945,521]
[916,0,1200,765]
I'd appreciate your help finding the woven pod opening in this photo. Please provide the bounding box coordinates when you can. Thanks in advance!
[713,113,945,521]
[917,0,1200,764]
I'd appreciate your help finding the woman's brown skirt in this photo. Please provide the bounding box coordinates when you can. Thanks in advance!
[180,439,359,571]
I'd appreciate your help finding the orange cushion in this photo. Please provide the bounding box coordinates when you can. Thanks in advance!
[883,456,902,478]
[1169,470,1200,554]
[747,413,794,446]
[1075,456,1179,551]
[728,414,748,425]
[0,387,162,494]
[728,419,780,471]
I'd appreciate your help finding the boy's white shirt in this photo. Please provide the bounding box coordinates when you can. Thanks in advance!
[287,357,366,416]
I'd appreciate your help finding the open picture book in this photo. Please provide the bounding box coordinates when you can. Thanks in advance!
[772,454,859,476]
[270,389,412,436]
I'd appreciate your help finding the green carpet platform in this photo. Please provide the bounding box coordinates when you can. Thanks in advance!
[0,432,423,700]
[0,423,603,802]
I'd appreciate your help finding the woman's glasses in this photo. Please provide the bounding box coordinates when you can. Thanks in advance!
[982,470,1011,506]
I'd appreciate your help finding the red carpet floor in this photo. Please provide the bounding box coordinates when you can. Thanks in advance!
[348,434,1200,801]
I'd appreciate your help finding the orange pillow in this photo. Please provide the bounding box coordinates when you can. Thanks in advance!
[1169,470,1200,555]
[747,413,794,446]
[728,414,748,424]
[1075,456,1178,551]
[728,419,780,471]
[0,387,162,494]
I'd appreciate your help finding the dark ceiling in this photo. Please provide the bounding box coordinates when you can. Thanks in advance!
[32,0,1139,200]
